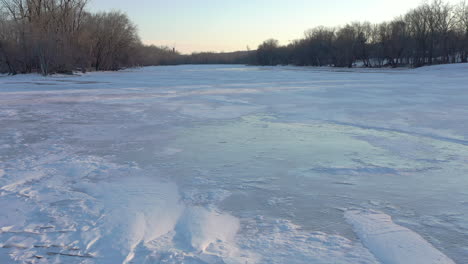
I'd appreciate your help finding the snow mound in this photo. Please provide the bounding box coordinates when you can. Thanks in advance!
[345,210,455,264]
[174,207,239,252]
[0,152,243,263]
[74,176,185,263]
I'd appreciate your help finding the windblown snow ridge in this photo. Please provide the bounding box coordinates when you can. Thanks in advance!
[345,209,455,264]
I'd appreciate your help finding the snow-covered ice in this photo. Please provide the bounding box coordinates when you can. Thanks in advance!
[345,210,455,264]
[1,64,468,263]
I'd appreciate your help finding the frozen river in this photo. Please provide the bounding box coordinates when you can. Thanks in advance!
[1,64,467,263]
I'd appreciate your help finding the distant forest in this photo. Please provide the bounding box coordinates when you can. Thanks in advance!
[256,0,468,68]
[0,0,467,75]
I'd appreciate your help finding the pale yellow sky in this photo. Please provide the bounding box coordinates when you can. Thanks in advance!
[90,0,462,54]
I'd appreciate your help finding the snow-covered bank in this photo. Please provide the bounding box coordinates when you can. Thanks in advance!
[1,64,467,263]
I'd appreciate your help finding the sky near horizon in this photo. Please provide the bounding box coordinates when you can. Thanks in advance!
[89,0,461,54]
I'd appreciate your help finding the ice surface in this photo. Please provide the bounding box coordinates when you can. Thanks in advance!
[1,64,467,263]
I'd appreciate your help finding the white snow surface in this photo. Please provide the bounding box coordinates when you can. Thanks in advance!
[1,64,468,263]
[345,210,455,264]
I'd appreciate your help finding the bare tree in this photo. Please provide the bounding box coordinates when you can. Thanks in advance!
[85,11,140,71]
[256,39,280,66]
[456,0,468,61]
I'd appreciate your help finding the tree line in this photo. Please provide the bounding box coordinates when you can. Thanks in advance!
[1,0,467,75]
[0,0,254,75]
[256,0,468,67]
[0,0,182,75]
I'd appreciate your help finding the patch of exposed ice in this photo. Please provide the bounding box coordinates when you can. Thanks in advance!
[161,147,183,156]
[179,103,264,119]
[0,109,18,117]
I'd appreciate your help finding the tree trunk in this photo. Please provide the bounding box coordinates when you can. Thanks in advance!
[0,41,17,75]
